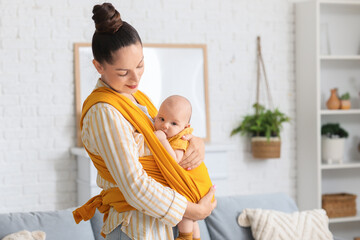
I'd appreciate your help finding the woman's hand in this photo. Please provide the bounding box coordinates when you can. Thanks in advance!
[183,186,217,221]
[179,134,205,170]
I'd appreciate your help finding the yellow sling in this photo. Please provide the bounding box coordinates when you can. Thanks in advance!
[168,127,193,151]
[73,87,212,233]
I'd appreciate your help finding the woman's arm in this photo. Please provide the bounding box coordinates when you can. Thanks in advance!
[85,103,187,226]
[184,186,217,220]
[145,130,216,220]
[178,135,205,170]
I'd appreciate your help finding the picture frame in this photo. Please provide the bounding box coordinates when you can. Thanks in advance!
[74,43,210,146]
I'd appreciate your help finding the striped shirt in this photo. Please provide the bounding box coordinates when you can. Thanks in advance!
[81,80,187,240]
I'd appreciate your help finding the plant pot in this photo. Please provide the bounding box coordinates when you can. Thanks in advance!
[321,137,345,164]
[340,100,351,110]
[251,137,281,159]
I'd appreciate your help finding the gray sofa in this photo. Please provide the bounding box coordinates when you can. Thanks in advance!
[0,193,341,240]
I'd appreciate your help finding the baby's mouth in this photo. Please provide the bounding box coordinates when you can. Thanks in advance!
[163,131,168,138]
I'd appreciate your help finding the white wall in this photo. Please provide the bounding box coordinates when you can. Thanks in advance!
[0,0,296,213]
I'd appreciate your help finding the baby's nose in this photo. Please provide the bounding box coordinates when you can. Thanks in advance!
[162,122,169,130]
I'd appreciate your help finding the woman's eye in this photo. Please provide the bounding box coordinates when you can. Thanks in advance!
[118,71,128,77]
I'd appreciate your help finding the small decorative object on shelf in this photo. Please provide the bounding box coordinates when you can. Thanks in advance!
[340,92,351,110]
[326,88,341,110]
[321,123,348,164]
[322,193,357,218]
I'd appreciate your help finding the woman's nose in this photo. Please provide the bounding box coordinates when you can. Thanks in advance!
[130,71,139,83]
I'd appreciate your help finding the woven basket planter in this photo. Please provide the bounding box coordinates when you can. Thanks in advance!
[251,137,281,159]
[322,193,357,218]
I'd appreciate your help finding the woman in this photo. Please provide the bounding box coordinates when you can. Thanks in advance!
[73,3,216,240]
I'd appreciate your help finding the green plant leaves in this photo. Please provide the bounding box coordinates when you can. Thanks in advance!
[321,123,349,138]
[340,92,350,100]
[230,103,290,141]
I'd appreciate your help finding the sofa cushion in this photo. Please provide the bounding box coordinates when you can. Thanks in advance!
[2,230,46,240]
[205,193,298,240]
[0,208,95,240]
[238,208,333,240]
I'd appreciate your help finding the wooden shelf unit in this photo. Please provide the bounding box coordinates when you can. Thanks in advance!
[296,0,360,238]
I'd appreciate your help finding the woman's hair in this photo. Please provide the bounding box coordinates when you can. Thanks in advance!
[91,3,142,64]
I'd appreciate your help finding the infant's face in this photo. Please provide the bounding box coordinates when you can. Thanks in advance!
[154,103,190,138]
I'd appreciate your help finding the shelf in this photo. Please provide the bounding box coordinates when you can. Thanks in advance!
[321,109,360,115]
[321,162,360,170]
[320,55,360,60]
[319,0,360,6]
[329,211,360,224]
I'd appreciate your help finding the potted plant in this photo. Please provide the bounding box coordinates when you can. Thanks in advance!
[230,103,290,159]
[340,92,351,110]
[321,123,348,164]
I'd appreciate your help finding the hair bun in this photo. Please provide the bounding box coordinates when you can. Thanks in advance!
[92,3,123,34]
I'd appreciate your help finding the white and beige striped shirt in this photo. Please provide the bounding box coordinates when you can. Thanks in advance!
[81,80,187,240]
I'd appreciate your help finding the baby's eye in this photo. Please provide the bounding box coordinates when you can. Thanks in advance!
[171,122,177,126]
[160,117,165,121]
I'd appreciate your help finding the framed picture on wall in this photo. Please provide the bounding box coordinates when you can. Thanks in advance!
[74,43,210,146]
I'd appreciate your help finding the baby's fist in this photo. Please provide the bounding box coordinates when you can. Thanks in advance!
[154,130,167,140]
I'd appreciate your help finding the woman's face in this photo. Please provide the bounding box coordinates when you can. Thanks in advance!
[93,42,144,96]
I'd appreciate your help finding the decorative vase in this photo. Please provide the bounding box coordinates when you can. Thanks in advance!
[321,137,345,164]
[326,88,341,110]
[251,137,281,159]
[340,100,351,110]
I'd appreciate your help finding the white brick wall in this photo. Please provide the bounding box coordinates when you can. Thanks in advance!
[0,0,296,213]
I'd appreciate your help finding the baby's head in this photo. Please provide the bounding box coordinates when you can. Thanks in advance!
[154,95,192,138]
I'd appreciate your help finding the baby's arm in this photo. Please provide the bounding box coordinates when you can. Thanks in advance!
[154,130,183,163]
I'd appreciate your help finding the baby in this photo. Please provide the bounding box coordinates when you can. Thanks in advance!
[154,95,192,163]
[154,95,201,240]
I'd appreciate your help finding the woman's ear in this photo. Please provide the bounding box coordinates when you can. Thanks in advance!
[93,59,105,74]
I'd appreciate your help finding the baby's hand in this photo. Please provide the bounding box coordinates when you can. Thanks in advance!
[154,130,167,140]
